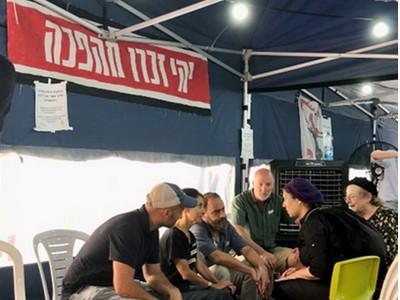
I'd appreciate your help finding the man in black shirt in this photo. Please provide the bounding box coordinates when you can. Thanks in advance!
[0,54,16,132]
[62,182,197,300]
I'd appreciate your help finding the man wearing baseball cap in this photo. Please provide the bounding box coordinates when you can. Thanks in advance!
[62,182,197,300]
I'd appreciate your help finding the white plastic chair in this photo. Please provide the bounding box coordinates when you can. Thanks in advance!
[33,229,89,300]
[379,256,398,300]
[0,240,26,300]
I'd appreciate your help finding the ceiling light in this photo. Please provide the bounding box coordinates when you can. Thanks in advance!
[361,84,373,96]
[372,21,390,38]
[231,3,249,22]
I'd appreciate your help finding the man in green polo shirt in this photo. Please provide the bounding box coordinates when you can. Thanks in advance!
[231,168,292,273]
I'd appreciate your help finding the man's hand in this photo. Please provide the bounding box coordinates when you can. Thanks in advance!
[212,279,237,294]
[211,279,232,289]
[226,282,237,295]
[286,248,302,269]
[260,250,277,270]
[249,267,261,284]
[168,287,182,300]
[277,266,319,282]
[256,265,272,297]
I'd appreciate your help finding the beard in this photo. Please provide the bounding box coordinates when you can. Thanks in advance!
[206,217,228,233]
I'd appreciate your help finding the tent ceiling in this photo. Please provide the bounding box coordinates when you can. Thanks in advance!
[331,80,398,120]
[45,0,397,89]
[34,0,398,119]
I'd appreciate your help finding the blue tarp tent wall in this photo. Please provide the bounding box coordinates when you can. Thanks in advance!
[1,0,397,157]
[0,0,397,191]
[0,1,397,299]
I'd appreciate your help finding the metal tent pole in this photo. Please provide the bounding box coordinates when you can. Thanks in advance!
[241,49,252,192]
[251,51,396,60]
[110,0,222,38]
[252,40,398,80]
[328,87,375,118]
[33,0,105,35]
[112,0,243,79]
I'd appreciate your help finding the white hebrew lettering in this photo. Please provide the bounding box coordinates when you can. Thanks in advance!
[90,41,102,74]
[128,48,168,86]
[128,48,140,82]
[170,58,177,75]
[146,50,160,85]
[44,20,62,65]
[136,49,150,83]
[74,31,93,71]
[61,27,76,68]
[44,20,126,78]
[170,58,195,93]
[157,54,168,87]
[105,41,125,78]
[90,36,110,76]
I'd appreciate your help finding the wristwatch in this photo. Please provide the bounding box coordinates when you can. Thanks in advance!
[207,281,213,288]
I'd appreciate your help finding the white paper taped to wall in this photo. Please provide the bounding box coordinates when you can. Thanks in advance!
[34,80,73,133]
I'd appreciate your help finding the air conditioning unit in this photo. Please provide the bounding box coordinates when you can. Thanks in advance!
[270,160,349,247]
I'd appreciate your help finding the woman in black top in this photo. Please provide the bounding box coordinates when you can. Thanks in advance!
[272,177,338,300]
[160,188,235,300]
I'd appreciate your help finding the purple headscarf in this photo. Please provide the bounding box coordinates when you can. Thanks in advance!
[284,177,324,204]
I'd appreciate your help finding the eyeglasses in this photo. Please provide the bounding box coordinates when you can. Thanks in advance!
[344,194,358,201]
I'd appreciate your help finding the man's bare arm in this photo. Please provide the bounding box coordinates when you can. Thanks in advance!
[113,261,157,300]
[142,263,182,300]
[233,224,276,268]
[208,249,255,275]
[371,150,398,161]
[233,224,265,255]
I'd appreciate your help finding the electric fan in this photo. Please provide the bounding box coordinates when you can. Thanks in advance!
[347,141,398,184]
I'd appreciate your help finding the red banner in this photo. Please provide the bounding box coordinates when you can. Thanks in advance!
[7,0,210,109]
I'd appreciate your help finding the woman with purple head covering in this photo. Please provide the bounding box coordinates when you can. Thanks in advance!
[273,177,374,300]
[271,177,332,300]
[273,177,386,300]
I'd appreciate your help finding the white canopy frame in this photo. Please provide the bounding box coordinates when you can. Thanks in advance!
[109,0,223,39]
[33,0,397,94]
[108,0,397,117]
[112,0,243,78]
[251,40,398,80]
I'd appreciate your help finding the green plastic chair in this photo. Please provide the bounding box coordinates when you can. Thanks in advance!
[329,256,380,300]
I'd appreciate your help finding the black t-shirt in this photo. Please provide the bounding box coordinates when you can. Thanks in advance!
[160,227,197,290]
[62,205,159,297]
[0,55,15,130]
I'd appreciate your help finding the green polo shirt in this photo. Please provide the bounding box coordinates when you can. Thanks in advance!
[231,190,289,250]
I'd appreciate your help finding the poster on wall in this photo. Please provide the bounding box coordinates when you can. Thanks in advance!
[298,94,333,160]
[34,80,73,132]
[6,0,211,111]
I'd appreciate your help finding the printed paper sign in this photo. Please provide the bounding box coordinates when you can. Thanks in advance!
[34,81,73,132]
[241,127,254,159]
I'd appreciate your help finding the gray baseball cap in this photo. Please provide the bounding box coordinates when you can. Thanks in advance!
[147,182,197,208]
